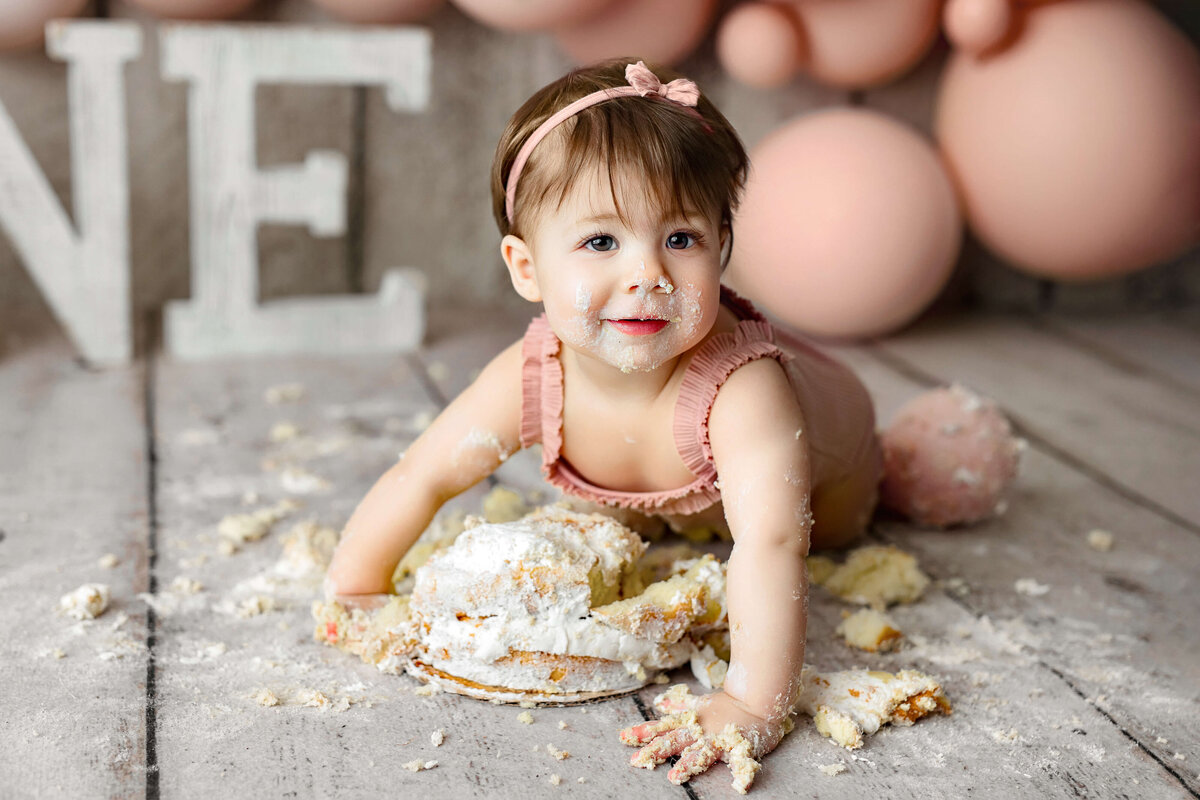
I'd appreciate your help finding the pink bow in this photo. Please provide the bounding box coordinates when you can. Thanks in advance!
[625,60,700,107]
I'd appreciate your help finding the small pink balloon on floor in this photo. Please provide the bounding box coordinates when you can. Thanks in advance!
[880,385,1024,528]
[716,2,805,89]
[727,108,962,340]
[792,0,942,88]
[936,0,1200,280]
[450,0,614,31]
[0,0,89,51]
[555,0,719,67]
[125,0,258,19]
[308,0,445,24]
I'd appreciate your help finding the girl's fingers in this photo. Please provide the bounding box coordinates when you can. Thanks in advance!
[630,727,699,768]
[667,738,721,785]
[619,716,684,746]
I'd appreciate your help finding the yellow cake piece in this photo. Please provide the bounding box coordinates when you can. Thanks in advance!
[836,608,904,652]
[816,545,930,610]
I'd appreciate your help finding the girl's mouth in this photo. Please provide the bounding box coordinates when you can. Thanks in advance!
[607,318,669,336]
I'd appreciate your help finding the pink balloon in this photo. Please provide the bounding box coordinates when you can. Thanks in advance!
[716,2,804,89]
[791,0,942,88]
[125,0,258,19]
[727,109,962,339]
[308,0,445,24]
[936,0,1200,280]
[450,0,613,32]
[0,0,88,52]
[942,0,1011,55]
[555,0,719,67]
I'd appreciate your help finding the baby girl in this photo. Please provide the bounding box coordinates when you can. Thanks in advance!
[327,59,930,788]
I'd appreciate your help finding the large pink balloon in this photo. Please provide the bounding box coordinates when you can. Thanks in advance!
[936,0,1200,280]
[308,0,445,24]
[450,0,613,32]
[716,2,804,89]
[0,0,88,52]
[791,0,942,88]
[728,109,962,339]
[125,0,258,19]
[555,0,719,67]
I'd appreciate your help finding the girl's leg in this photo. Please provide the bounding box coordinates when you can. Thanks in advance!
[810,450,882,551]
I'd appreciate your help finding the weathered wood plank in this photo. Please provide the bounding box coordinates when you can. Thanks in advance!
[0,331,149,797]
[149,343,687,798]
[1036,312,1200,398]
[870,314,1200,529]
[826,344,1200,795]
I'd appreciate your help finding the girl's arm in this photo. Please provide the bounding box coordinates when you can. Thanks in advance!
[325,339,526,597]
[707,356,811,724]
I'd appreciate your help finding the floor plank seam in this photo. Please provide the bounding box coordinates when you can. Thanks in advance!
[867,526,1200,797]
[142,349,161,800]
[1031,315,1200,401]
[862,343,1200,539]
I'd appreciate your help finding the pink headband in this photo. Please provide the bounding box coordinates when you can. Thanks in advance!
[504,61,704,227]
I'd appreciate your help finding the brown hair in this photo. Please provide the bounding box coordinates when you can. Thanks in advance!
[491,58,749,239]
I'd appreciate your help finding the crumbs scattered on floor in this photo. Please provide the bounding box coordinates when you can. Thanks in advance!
[548,774,561,786]
[1014,578,1050,597]
[1086,529,1115,552]
[403,759,438,772]
[818,763,846,777]
[431,729,445,747]
[414,684,440,697]
[517,711,534,725]
[546,744,569,760]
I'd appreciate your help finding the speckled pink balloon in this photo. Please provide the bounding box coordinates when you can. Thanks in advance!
[727,108,961,339]
[880,385,1023,528]
[0,0,88,51]
[791,0,941,88]
[309,0,445,24]
[936,0,1200,280]
[451,0,613,31]
[554,0,719,67]
[125,0,258,19]
[716,2,804,88]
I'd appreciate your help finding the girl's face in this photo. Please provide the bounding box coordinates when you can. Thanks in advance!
[508,169,726,375]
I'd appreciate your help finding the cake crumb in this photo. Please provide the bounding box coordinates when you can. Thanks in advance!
[518,700,538,708]
[403,759,438,772]
[1014,578,1050,597]
[252,688,281,707]
[557,720,568,730]
[577,777,586,784]
[818,763,846,777]
[98,554,120,569]
[269,421,300,442]
[1086,529,1114,552]
[548,774,561,786]
[170,576,204,594]
[414,684,440,697]
[58,583,110,620]
[431,729,445,747]
[235,595,277,618]
[298,689,330,708]
[547,744,570,760]
[992,729,1020,744]
[264,383,305,404]
[517,711,535,725]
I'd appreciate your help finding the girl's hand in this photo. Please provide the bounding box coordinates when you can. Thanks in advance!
[619,687,788,794]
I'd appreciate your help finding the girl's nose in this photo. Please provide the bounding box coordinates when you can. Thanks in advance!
[626,258,673,295]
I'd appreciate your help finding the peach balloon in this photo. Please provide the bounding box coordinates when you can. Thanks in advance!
[555,0,719,67]
[716,2,804,88]
[727,109,962,339]
[308,0,445,24]
[791,0,942,88]
[0,0,88,52]
[125,0,258,19]
[942,0,1011,55]
[936,0,1200,280]
[450,0,613,31]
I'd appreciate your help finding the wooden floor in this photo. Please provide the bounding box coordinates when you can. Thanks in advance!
[2,304,1198,799]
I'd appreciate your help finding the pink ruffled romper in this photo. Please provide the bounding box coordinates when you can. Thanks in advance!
[519,286,881,530]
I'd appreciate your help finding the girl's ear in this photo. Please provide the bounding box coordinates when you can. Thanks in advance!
[501,234,542,303]
[719,221,734,270]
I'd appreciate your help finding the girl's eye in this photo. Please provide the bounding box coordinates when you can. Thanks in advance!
[666,231,697,250]
[584,235,617,252]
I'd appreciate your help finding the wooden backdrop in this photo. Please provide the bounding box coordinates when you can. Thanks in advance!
[1,0,1198,344]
